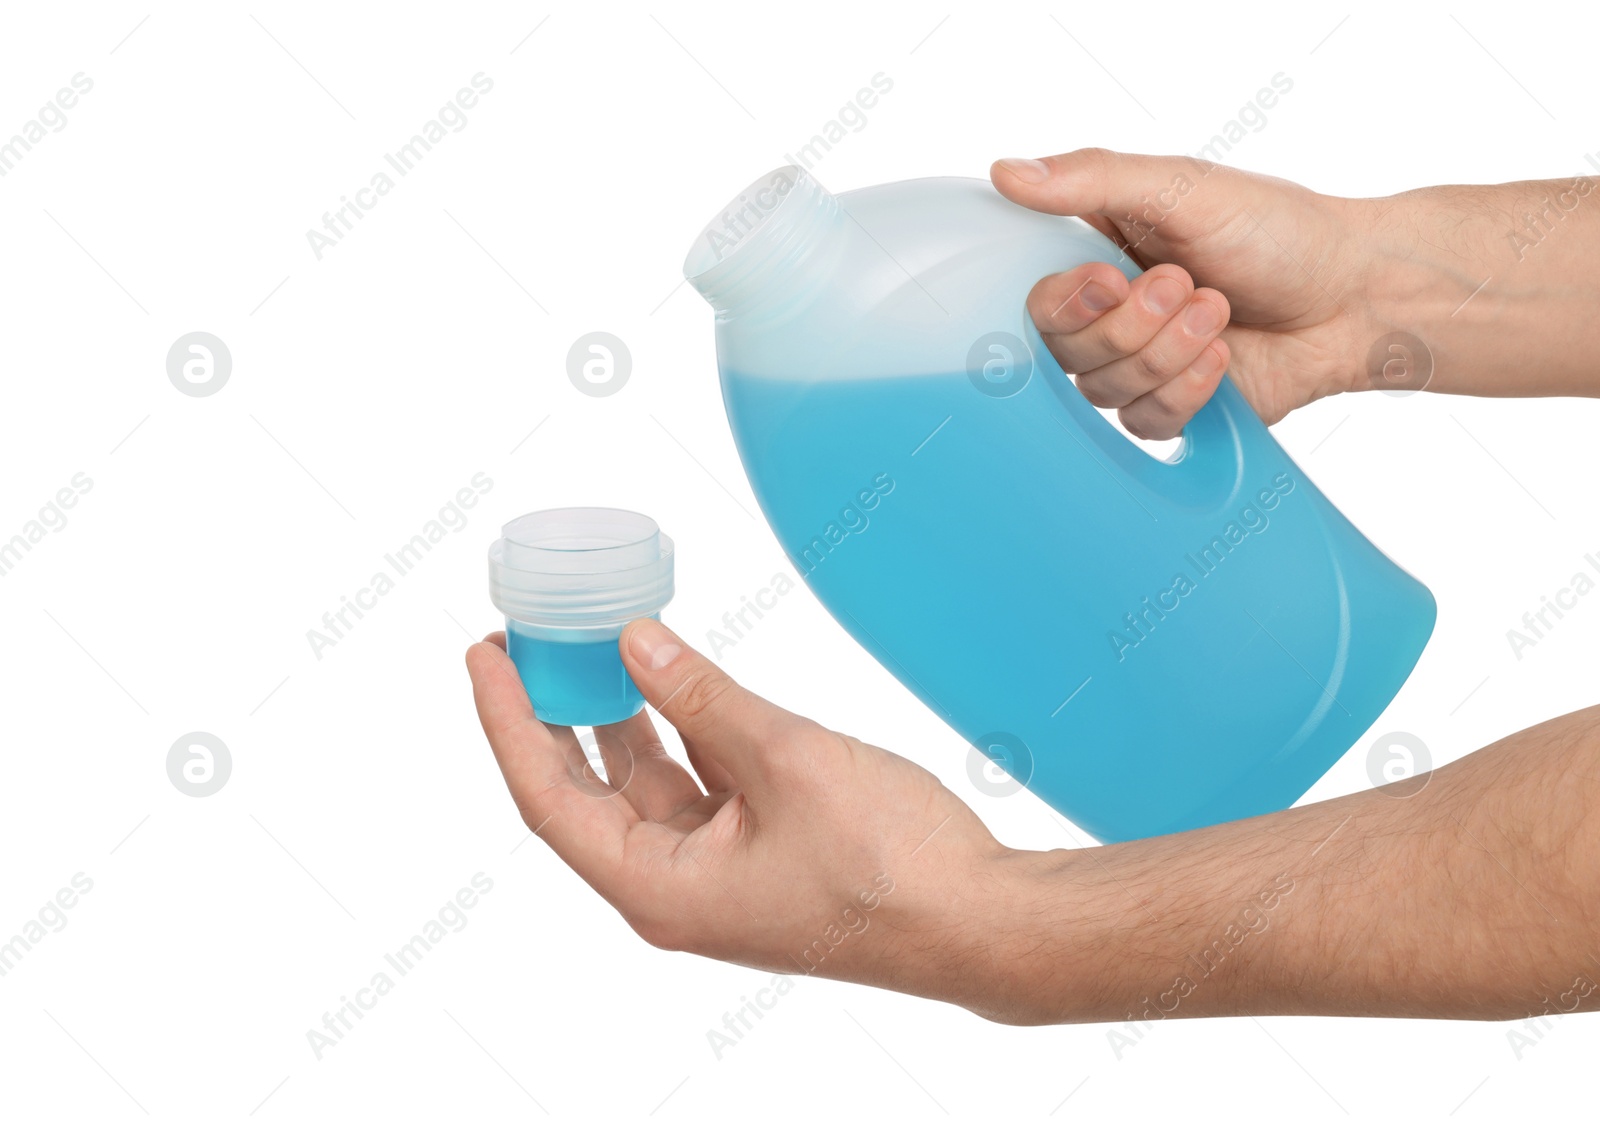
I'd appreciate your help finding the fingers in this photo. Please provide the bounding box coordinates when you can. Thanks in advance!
[1118,337,1231,441]
[991,147,1227,227]
[1073,284,1231,410]
[1030,263,1179,372]
[997,147,1242,438]
[1027,262,1129,336]
[618,618,794,789]
[465,637,636,880]
[1029,260,1230,425]
[592,708,707,822]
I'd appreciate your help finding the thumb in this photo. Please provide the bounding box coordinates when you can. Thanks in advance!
[619,618,791,784]
[991,148,1245,241]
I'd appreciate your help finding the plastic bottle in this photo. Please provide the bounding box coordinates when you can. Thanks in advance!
[488,507,674,726]
[682,166,1434,843]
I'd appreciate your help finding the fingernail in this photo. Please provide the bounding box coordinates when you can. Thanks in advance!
[1143,277,1187,316]
[1183,299,1223,335]
[997,157,1050,184]
[1081,280,1118,311]
[629,619,682,671]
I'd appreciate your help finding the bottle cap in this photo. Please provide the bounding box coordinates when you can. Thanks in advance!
[488,507,674,628]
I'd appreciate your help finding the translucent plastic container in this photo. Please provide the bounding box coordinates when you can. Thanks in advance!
[488,508,674,726]
[683,166,1434,843]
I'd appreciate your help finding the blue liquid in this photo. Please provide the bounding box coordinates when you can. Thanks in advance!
[722,363,1434,843]
[505,622,645,727]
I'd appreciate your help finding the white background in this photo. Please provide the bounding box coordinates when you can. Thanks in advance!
[1,1,1596,1126]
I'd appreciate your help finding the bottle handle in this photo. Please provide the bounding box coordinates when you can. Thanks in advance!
[1020,306,1250,508]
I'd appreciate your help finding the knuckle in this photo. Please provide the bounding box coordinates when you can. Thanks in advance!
[1042,337,1087,376]
[1073,146,1117,176]
[1139,387,1194,438]
[631,737,672,765]
[1144,380,1187,417]
[1131,345,1177,383]
[1128,411,1180,442]
[669,667,734,725]
[760,718,838,789]
[1099,318,1152,358]
[517,771,570,831]
[1073,373,1124,409]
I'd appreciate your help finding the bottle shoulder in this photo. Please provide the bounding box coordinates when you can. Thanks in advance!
[717,177,1136,383]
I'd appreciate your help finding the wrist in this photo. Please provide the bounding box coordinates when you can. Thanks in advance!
[953,835,1309,1026]
[1337,189,1482,396]
[942,845,1120,1025]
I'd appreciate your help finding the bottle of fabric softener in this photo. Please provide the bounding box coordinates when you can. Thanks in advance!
[683,166,1434,843]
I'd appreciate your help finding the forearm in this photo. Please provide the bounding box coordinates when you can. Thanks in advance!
[974,705,1600,1025]
[1356,177,1600,397]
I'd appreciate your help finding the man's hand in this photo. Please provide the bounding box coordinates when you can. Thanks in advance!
[470,620,1600,1026]
[466,619,1019,1015]
[993,150,1600,434]
[992,149,1373,436]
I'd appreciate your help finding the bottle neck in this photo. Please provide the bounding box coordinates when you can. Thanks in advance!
[684,166,845,319]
